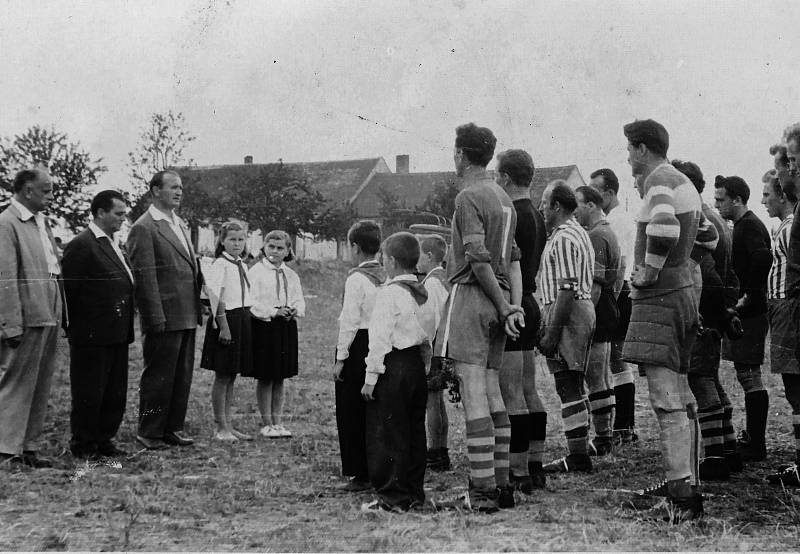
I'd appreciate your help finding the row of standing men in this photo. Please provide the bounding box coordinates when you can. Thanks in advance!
[331,120,800,520]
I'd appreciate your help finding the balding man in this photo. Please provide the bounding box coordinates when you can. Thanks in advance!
[0,169,63,468]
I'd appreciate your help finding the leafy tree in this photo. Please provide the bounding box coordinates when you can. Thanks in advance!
[419,181,459,221]
[180,165,326,238]
[376,186,401,217]
[0,125,106,232]
[127,110,196,220]
[311,204,357,241]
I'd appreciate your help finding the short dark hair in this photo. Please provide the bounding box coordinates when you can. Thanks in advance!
[348,220,382,255]
[149,170,180,191]
[455,123,496,167]
[383,232,420,271]
[576,185,604,207]
[547,181,577,213]
[623,119,669,158]
[589,168,619,194]
[671,159,705,193]
[714,175,750,204]
[770,144,790,169]
[420,234,447,263]
[496,149,534,188]
[90,189,126,217]
[13,169,42,193]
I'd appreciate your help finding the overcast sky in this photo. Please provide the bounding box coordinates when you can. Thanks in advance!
[1,0,798,220]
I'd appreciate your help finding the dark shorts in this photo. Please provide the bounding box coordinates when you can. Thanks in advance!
[612,281,632,342]
[722,312,768,366]
[505,294,541,352]
[688,328,722,377]
[433,282,508,370]
[768,298,800,375]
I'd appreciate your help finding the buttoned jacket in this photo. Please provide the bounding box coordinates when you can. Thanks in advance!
[62,228,135,346]
[0,203,62,336]
[126,210,203,333]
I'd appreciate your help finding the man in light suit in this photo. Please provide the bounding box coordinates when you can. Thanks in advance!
[63,190,135,459]
[0,169,63,468]
[127,170,202,450]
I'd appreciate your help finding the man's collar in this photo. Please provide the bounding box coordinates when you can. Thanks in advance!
[148,204,179,224]
[388,273,417,283]
[10,197,35,221]
[587,217,607,231]
[425,266,443,279]
[358,259,380,267]
[88,221,109,239]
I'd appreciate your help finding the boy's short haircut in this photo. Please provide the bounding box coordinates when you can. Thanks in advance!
[496,149,535,188]
[383,232,420,271]
[420,234,447,263]
[348,220,382,255]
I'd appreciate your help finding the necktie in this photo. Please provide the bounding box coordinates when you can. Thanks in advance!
[236,260,250,307]
[275,268,288,306]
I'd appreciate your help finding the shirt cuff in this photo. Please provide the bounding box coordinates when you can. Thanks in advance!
[364,371,380,386]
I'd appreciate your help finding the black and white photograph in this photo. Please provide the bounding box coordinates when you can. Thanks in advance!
[1,0,799,550]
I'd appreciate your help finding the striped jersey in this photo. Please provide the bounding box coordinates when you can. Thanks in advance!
[631,163,700,297]
[769,214,794,300]
[538,217,595,305]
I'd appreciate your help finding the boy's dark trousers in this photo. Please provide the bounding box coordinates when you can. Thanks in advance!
[366,345,427,510]
[335,329,370,480]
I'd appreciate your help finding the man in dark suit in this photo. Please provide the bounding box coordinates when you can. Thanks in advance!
[127,170,202,450]
[63,190,134,459]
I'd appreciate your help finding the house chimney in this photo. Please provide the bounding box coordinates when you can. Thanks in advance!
[396,154,410,174]
[244,155,253,165]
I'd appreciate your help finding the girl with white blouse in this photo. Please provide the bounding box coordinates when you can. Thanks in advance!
[247,230,306,438]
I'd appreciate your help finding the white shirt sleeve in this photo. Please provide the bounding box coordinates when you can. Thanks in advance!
[203,259,226,318]
[364,286,396,386]
[336,273,368,360]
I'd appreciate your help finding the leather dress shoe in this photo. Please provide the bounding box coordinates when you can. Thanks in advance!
[163,431,194,446]
[137,435,168,450]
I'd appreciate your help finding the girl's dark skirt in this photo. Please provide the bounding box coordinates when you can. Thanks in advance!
[246,316,299,382]
[200,307,252,375]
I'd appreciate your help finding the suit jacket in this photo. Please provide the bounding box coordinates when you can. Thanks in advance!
[0,204,62,337]
[126,211,202,333]
[62,228,134,346]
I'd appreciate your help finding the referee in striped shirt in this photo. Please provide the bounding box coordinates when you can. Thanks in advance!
[537,181,596,473]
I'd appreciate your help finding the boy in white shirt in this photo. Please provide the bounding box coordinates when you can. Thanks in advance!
[333,221,385,491]
[417,235,453,471]
[361,232,432,512]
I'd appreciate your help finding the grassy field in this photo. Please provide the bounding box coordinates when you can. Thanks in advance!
[1,259,799,551]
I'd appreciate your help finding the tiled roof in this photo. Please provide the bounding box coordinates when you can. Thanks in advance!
[177,158,387,207]
[353,172,461,217]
